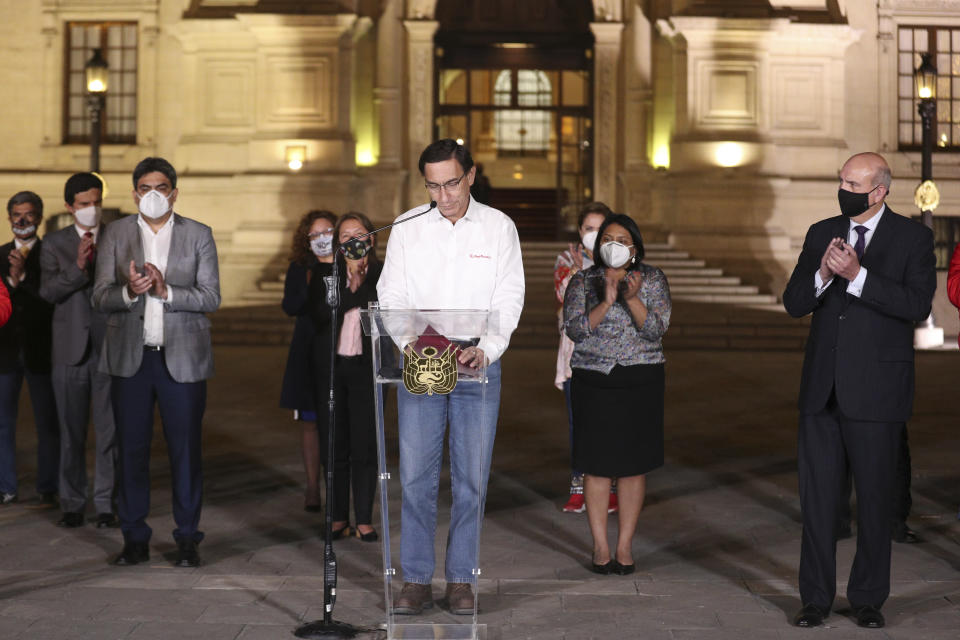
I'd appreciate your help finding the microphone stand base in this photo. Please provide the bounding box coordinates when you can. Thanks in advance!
[294,619,378,639]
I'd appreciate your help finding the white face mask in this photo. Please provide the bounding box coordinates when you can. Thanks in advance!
[138,190,171,219]
[12,224,36,238]
[581,230,598,254]
[600,241,634,269]
[310,233,333,257]
[74,205,102,228]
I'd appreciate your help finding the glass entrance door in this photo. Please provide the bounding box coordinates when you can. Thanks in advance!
[436,67,592,239]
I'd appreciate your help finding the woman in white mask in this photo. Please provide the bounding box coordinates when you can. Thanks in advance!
[562,213,671,576]
[553,202,616,515]
[280,210,338,513]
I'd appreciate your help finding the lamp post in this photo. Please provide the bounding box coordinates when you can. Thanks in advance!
[913,52,944,348]
[85,48,108,173]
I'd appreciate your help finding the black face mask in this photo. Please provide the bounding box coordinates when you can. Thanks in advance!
[837,185,879,218]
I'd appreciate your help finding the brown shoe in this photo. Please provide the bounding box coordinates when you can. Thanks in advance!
[393,582,433,615]
[445,582,475,615]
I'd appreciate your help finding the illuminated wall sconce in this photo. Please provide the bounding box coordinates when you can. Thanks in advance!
[714,142,744,168]
[356,148,376,167]
[512,163,524,181]
[652,145,670,170]
[455,137,464,146]
[285,145,306,171]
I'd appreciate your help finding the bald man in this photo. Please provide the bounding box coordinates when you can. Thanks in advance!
[783,152,936,629]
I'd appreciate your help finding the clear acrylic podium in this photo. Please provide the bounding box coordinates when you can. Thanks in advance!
[360,304,492,640]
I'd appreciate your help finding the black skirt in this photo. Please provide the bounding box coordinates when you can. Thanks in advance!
[571,363,665,478]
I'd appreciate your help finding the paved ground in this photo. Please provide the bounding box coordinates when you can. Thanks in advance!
[0,345,958,640]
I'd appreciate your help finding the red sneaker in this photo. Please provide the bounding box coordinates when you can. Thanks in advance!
[607,492,618,514]
[562,493,585,513]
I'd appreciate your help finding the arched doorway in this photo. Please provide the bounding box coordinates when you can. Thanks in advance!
[434,0,594,240]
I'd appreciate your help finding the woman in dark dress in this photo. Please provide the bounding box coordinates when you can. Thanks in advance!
[563,214,671,575]
[280,210,337,512]
[309,212,381,541]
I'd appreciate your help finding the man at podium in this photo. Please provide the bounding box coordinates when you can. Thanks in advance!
[377,139,525,615]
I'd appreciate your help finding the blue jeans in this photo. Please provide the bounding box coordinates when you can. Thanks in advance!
[398,360,501,584]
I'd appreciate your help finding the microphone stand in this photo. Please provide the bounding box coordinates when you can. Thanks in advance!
[295,249,366,639]
[295,200,435,639]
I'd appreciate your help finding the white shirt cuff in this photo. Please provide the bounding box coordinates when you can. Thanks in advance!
[814,272,833,298]
[846,266,868,298]
[121,286,139,307]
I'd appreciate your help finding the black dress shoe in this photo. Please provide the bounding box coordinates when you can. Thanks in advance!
[892,524,920,544]
[57,512,85,528]
[113,542,149,566]
[590,558,615,575]
[175,539,200,568]
[611,560,635,576]
[854,605,885,628]
[327,524,351,540]
[95,513,118,529]
[793,603,827,627]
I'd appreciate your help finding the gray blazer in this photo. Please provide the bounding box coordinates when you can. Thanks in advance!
[39,223,108,365]
[92,213,221,383]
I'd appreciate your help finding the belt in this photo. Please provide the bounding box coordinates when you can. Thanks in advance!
[144,345,163,352]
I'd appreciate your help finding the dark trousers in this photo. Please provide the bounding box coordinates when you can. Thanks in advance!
[112,349,206,544]
[838,426,912,532]
[316,355,377,525]
[798,393,902,611]
[0,364,60,496]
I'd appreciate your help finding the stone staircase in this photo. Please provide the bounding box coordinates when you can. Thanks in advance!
[211,241,809,350]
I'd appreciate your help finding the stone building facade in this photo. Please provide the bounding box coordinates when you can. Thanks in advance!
[0,0,958,309]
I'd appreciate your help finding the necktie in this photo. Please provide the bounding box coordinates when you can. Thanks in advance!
[853,225,868,262]
[84,231,96,269]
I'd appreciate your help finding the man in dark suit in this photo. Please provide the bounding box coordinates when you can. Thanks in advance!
[40,173,117,529]
[0,191,60,506]
[93,157,220,568]
[783,152,936,629]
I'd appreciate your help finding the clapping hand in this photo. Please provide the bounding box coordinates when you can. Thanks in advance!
[142,262,167,299]
[818,237,845,281]
[603,267,627,305]
[622,270,642,298]
[127,260,152,297]
[7,249,25,285]
[825,241,861,281]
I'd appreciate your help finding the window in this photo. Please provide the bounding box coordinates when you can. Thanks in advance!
[493,70,553,156]
[64,22,138,144]
[897,26,960,150]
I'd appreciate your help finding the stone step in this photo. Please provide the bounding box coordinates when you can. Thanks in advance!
[669,284,759,295]
[670,293,779,304]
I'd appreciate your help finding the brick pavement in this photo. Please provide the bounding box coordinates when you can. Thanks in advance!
[0,346,957,639]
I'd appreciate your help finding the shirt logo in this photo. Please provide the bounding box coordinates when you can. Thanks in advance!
[469,253,491,259]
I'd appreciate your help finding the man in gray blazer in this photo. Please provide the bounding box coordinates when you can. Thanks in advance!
[93,157,220,568]
[39,173,117,529]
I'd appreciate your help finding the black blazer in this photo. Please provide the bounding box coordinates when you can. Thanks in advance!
[0,240,54,374]
[280,258,321,411]
[783,208,936,423]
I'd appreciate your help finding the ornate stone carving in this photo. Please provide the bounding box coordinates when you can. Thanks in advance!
[592,0,621,22]
[406,0,437,20]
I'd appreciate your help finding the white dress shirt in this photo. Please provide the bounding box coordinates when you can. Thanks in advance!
[377,197,525,364]
[73,223,100,243]
[7,236,37,287]
[814,204,885,298]
[121,215,174,346]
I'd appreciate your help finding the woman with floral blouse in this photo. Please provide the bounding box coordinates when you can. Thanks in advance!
[563,213,671,576]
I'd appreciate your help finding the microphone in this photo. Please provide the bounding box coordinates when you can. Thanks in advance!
[339,201,437,260]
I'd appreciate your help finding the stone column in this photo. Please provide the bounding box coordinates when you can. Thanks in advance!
[375,0,402,168]
[590,21,624,208]
[403,19,439,206]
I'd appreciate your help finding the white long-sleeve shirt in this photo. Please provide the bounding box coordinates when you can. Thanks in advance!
[376,197,525,363]
[121,214,174,346]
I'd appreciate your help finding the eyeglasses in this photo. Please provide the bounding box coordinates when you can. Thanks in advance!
[425,171,467,193]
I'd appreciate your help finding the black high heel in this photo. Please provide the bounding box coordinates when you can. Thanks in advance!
[611,560,635,576]
[591,557,615,575]
[356,528,379,542]
[329,524,352,540]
